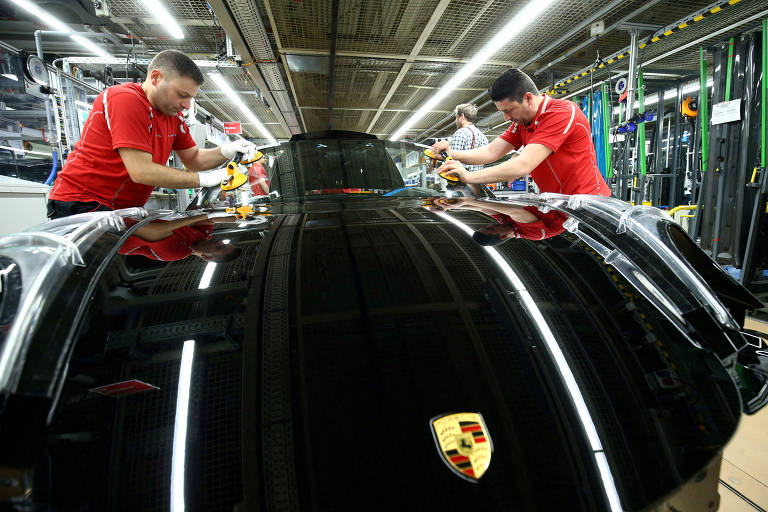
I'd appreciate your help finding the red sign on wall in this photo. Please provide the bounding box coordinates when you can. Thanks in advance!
[223,121,242,134]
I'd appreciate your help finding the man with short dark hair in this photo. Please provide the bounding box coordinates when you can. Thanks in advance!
[449,103,488,172]
[48,49,256,218]
[431,68,610,196]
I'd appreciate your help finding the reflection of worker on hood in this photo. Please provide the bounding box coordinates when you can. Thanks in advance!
[119,215,242,262]
[430,197,566,245]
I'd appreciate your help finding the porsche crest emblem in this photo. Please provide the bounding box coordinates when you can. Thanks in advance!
[430,412,493,482]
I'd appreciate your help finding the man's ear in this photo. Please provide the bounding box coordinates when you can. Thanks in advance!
[524,91,534,105]
[150,69,163,86]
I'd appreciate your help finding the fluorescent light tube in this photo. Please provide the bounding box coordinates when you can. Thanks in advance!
[208,72,278,146]
[140,0,184,39]
[391,0,556,140]
[171,339,195,512]
[9,0,113,59]
[198,262,217,289]
[9,0,69,32]
[70,34,113,60]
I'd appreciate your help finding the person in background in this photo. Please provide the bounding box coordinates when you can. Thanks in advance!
[431,68,610,197]
[449,103,489,171]
[48,49,257,219]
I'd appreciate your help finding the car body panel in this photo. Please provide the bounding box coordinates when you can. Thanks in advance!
[0,134,765,511]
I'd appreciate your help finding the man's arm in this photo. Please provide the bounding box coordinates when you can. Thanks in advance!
[175,146,229,171]
[131,214,238,242]
[439,143,553,184]
[131,214,209,242]
[118,148,201,188]
[433,137,513,165]
[431,198,539,223]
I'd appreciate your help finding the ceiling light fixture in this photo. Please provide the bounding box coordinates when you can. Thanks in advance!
[9,0,113,59]
[139,0,184,39]
[208,72,278,146]
[391,0,556,140]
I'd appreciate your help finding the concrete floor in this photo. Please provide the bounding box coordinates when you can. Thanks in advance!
[719,317,768,511]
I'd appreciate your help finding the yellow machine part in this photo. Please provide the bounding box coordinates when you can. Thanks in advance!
[240,150,264,165]
[226,205,254,219]
[682,96,698,117]
[424,148,453,164]
[221,161,249,191]
[438,171,461,183]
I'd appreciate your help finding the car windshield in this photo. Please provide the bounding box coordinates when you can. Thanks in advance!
[191,135,491,208]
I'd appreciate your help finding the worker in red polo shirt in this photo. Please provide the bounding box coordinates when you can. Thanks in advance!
[118,214,241,262]
[429,197,566,244]
[431,68,610,197]
[48,50,256,219]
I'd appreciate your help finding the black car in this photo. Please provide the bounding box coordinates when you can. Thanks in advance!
[0,131,766,511]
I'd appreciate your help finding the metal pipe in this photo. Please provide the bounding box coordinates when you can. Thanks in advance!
[625,30,640,124]
[668,204,697,216]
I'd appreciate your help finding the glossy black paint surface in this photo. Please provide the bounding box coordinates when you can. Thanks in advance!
[22,200,743,511]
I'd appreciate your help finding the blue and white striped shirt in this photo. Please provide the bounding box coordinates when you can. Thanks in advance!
[450,125,489,171]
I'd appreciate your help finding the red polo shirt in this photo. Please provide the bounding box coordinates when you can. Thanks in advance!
[499,95,610,196]
[119,222,213,261]
[489,207,566,240]
[50,82,196,209]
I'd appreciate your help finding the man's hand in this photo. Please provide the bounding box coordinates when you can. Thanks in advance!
[428,197,473,213]
[437,160,472,183]
[197,167,229,187]
[430,139,450,159]
[220,139,257,160]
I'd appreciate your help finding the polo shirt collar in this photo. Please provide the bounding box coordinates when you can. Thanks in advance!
[530,94,550,127]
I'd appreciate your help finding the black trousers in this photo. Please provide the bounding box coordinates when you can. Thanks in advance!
[47,199,113,219]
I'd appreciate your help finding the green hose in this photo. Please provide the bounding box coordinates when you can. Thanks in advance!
[603,83,612,179]
[725,37,734,102]
[638,69,646,176]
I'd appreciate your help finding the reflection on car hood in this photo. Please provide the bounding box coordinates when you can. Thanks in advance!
[0,194,761,511]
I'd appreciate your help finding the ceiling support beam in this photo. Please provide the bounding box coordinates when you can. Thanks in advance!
[365,0,453,134]
[301,106,452,113]
[328,0,339,130]
[109,17,217,27]
[208,0,293,139]
[281,48,518,67]
[262,0,307,134]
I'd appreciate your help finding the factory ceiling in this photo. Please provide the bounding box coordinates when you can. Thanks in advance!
[2,0,767,142]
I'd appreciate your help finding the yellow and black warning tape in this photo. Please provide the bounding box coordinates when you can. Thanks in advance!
[545,0,743,95]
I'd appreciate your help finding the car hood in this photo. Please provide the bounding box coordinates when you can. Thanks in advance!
[0,194,763,511]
